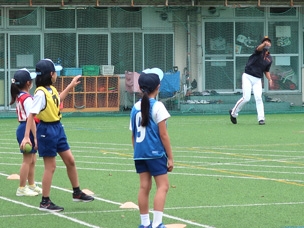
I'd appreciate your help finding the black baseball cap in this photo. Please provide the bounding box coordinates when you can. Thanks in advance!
[12,68,36,85]
[261,36,271,43]
[36,58,63,76]
[138,68,164,93]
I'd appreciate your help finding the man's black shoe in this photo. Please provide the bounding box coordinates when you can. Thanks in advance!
[229,110,237,124]
[259,120,265,125]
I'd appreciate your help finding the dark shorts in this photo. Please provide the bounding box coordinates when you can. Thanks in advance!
[37,121,70,157]
[16,122,37,154]
[134,155,168,176]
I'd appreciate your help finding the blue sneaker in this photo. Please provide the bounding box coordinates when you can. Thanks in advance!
[155,224,166,228]
[138,224,152,228]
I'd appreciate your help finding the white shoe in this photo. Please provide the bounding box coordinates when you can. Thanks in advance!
[187,100,195,104]
[200,100,210,104]
[28,185,42,194]
[16,186,38,196]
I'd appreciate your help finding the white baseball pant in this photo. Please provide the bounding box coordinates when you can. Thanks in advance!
[231,73,264,121]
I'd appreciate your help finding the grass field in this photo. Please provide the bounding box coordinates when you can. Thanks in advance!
[1,113,304,228]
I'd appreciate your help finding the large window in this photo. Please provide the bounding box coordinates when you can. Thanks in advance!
[111,7,142,28]
[235,22,264,89]
[235,22,264,55]
[0,72,4,106]
[205,22,233,56]
[203,7,300,92]
[77,8,108,28]
[44,33,76,67]
[268,21,299,91]
[268,22,298,54]
[0,34,4,69]
[205,61,234,90]
[112,33,136,74]
[144,33,173,72]
[10,34,40,69]
[45,8,75,29]
[42,7,172,73]
[78,34,108,66]
[8,8,38,27]
[204,22,234,91]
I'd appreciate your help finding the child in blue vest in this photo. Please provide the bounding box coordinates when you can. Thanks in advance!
[130,68,174,228]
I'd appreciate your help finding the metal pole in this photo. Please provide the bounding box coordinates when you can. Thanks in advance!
[187,14,191,88]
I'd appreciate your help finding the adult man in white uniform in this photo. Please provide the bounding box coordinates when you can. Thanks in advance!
[230,36,273,125]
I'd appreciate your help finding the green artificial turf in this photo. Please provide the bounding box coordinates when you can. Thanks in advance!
[1,113,304,228]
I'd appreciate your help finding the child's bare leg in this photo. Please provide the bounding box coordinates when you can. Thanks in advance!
[27,153,37,185]
[138,172,152,214]
[19,153,33,187]
[153,174,169,211]
[152,174,169,227]
[42,156,56,197]
[59,150,79,187]
[138,172,152,226]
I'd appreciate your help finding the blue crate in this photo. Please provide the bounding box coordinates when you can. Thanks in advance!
[159,71,180,97]
[62,68,82,76]
[55,64,62,76]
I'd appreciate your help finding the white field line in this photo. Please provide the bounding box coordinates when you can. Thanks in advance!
[1,161,304,184]
[0,161,303,181]
[164,201,304,210]
[0,209,135,218]
[2,151,304,169]
[2,139,304,180]
[0,172,216,228]
[2,137,304,152]
[2,144,304,166]
[168,172,304,184]
[3,157,304,172]
[2,153,304,169]
[3,145,304,160]
[1,141,304,227]
[2,153,304,167]
[0,196,101,228]
[12,200,304,218]
[50,185,215,228]
[2,179,304,227]
[2,144,304,165]
[4,157,304,173]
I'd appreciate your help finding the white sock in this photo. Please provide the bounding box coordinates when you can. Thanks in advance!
[152,211,163,228]
[140,214,150,226]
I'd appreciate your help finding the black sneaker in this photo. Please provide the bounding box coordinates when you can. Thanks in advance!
[39,200,64,212]
[259,120,265,125]
[73,191,94,202]
[229,110,237,124]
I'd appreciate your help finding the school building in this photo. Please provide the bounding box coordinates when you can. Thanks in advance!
[0,0,303,114]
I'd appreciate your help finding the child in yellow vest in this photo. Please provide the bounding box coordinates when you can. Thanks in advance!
[21,59,94,211]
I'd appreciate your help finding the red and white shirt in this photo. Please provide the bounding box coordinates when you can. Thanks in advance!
[16,92,33,122]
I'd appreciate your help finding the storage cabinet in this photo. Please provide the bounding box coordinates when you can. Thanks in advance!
[53,76,120,112]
